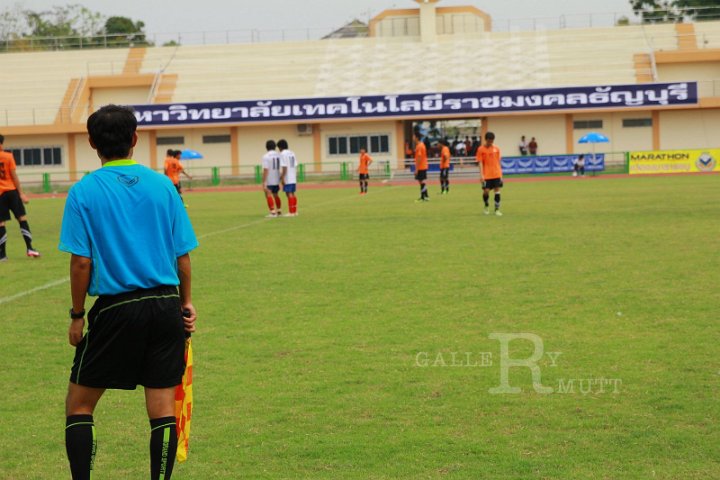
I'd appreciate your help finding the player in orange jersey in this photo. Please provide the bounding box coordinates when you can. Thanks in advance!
[357,148,372,195]
[164,150,192,200]
[439,139,451,195]
[475,131,504,216]
[413,132,429,202]
[0,134,40,260]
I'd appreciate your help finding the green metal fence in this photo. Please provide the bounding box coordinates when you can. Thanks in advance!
[17,154,634,194]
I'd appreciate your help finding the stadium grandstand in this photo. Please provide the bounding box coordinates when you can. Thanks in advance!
[2,0,720,185]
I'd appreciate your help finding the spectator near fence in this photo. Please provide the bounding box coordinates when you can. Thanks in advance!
[528,137,538,155]
[518,135,528,155]
[573,154,585,177]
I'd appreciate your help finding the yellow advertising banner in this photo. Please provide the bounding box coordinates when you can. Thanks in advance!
[629,149,720,175]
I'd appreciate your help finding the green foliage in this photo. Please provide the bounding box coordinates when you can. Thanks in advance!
[631,0,720,22]
[105,16,149,46]
[1,176,719,478]
[0,2,149,50]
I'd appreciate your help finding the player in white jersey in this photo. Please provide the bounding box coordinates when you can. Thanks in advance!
[261,140,282,217]
[278,139,299,217]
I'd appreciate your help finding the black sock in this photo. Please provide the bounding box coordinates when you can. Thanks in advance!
[365,181,368,192]
[483,193,489,207]
[150,416,177,480]
[421,183,428,198]
[495,193,501,210]
[66,415,96,480]
[0,225,6,257]
[19,220,33,249]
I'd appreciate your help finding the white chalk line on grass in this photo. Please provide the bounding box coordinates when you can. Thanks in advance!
[0,187,396,305]
[0,277,70,305]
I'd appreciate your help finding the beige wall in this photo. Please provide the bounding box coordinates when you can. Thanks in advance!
[74,132,99,172]
[658,63,720,98]
[658,109,720,150]
[606,112,653,153]
[320,121,395,169]
[486,115,566,156]
[238,124,315,173]
[92,87,150,109]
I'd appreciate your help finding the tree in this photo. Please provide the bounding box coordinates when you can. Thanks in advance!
[0,4,151,50]
[631,0,720,22]
[0,3,28,41]
[104,16,149,46]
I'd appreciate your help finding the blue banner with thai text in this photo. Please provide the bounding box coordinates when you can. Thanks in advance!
[501,154,605,174]
[132,82,697,126]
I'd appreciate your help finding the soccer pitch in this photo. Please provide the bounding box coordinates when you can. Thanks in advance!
[1,175,718,479]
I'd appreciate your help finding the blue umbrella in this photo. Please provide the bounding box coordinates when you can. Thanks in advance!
[578,132,609,144]
[180,149,204,160]
[578,132,609,175]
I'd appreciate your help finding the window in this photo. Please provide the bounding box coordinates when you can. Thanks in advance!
[203,135,231,144]
[328,134,390,156]
[623,118,652,128]
[7,147,62,167]
[573,120,603,129]
[157,136,184,145]
[349,136,368,154]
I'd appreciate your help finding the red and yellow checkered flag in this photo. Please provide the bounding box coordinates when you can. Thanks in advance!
[174,336,193,463]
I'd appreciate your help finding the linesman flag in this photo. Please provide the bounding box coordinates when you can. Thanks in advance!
[175,335,193,463]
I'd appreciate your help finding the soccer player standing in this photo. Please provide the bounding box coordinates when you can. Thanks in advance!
[261,140,282,217]
[439,139,451,195]
[476,131,504,216]
[164,149,192,200]
[59,105,198,480]
[0,134,40,260]
[413,132,429,202]
[278,139,299,216]
[357,148,372,195]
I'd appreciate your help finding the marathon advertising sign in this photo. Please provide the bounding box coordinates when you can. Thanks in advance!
[133,82,697,126]
[501,154,605,175]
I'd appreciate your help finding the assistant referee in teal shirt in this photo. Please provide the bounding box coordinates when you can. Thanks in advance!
[59,104,198,480]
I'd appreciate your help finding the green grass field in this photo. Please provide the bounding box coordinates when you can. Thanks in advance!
[1,175,718,479]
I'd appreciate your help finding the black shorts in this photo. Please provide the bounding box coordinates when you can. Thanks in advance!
[358,173,369,181]
[482,178,503,190]
[174,183,182,194]
[266,185,280,194]
[415,169,428,181]
[440,168,450,180]
[69,286,186,390]
[0,189,26,222]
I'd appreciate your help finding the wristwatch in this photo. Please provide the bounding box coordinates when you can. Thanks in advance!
[69,308,86,319]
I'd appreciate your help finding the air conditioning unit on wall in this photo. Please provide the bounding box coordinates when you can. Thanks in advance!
[296,124,313,136]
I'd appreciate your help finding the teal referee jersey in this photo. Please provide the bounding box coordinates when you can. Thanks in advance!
[59,159,198,296]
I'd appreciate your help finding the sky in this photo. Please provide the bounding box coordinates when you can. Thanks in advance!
[14,0,639,40]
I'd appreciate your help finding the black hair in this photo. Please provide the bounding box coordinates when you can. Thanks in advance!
[277,139,288,150]
[173,150,182,158]
[166,148,174,156]
[266,140,276,151]
[485,131,495,141]
[0,134,4,144]
[86,105,137,160]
